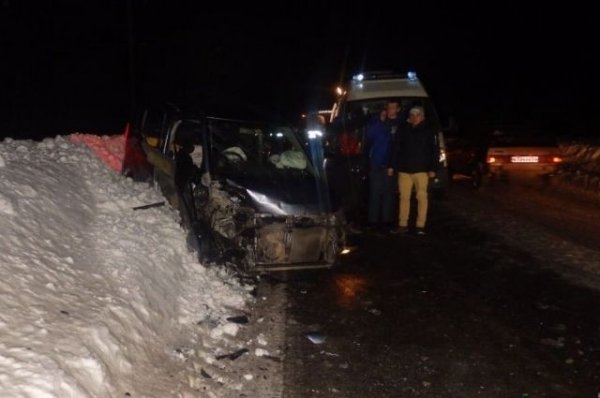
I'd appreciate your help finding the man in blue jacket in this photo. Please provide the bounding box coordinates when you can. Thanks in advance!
[388,105,439,235]
[366,100,402,232]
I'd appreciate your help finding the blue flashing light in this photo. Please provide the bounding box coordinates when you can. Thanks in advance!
[353,73,364,82]
[407,71,417,81]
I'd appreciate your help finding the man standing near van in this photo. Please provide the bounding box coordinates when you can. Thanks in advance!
[366,100,401,232]
[388,105,439,235]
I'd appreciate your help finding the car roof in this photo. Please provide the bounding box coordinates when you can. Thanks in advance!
[346,78,429,101]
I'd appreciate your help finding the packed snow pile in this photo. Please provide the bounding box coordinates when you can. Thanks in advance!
[69,132,126,173]
[554,143,600,200]
[0,135,260,397]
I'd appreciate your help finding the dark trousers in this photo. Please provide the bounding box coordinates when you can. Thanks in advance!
[368,165,395,224]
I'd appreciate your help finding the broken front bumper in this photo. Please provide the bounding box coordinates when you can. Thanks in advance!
[248,214,342,272]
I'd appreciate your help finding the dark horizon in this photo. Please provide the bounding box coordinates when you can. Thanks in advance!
[2,1,598,140]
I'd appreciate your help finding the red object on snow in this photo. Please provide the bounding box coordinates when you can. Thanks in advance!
[121,123,153,180]
[69,124,152,180]
[69,132,126,173]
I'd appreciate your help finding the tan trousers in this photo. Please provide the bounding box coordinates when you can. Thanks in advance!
[398,172,429,228]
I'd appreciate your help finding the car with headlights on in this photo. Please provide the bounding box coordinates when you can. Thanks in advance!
[139,109,346,274]
[485,129,563,183]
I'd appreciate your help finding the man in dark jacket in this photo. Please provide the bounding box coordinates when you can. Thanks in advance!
[387,106,439,235]
[366,100,401,231]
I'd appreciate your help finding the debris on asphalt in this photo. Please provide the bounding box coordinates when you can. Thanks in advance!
[257,333,268,346]
[540,337,565,348]
[368,308,381,316]
[262,355,282,363]
[255,348,269,357]
[200,368,212,379]
[226,315,249,324]
[215,348,249,360]
[132,201,165,211]
[305,332,326,344]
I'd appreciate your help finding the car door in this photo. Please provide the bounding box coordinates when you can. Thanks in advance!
[143,118,179,207]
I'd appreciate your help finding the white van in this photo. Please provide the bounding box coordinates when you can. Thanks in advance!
[330,70,449,195]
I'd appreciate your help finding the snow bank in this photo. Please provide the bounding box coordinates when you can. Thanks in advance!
[554,143,600,201]
[0,135,253,397]
[69,133,126,173]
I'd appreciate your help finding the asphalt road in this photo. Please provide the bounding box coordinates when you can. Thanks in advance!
[279,179,600,397]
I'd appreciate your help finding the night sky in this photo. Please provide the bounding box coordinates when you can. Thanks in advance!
[2,1,598,139]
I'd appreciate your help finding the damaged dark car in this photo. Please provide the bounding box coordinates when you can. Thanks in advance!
[140,109,345,273]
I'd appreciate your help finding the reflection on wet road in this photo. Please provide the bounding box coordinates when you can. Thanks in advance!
[280,181,600,397]
[333,273,369,309]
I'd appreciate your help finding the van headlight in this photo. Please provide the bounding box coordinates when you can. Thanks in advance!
[439,148,446,163]
[307,129,323,140]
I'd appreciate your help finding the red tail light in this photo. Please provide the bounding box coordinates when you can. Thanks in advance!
[487,155,509,164]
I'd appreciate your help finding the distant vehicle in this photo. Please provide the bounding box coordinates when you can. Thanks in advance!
[445,135,487,188]
[138,107,345,273]
[485,130,563,182]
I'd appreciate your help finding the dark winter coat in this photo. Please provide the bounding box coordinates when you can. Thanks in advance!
[389,121,439,173]
[366,116,401,168]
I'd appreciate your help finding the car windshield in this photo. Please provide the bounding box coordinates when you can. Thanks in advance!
[207,118,316,178]
[489,131,558,147]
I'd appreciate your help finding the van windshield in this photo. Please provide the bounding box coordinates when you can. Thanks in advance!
[341,97,442,131]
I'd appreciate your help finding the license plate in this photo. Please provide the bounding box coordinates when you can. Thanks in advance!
[511,156,538,163]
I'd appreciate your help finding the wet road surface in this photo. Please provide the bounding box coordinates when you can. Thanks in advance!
[279,181,600,397]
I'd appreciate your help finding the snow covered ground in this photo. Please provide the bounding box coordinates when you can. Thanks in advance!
[553,142,600,204]
[0,134,283,397]
[1,131,596,397]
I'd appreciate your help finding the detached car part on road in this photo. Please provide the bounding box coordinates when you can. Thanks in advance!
[139,110,345,273]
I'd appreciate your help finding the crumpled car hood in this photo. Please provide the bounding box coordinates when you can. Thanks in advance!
[224,174,330,216]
